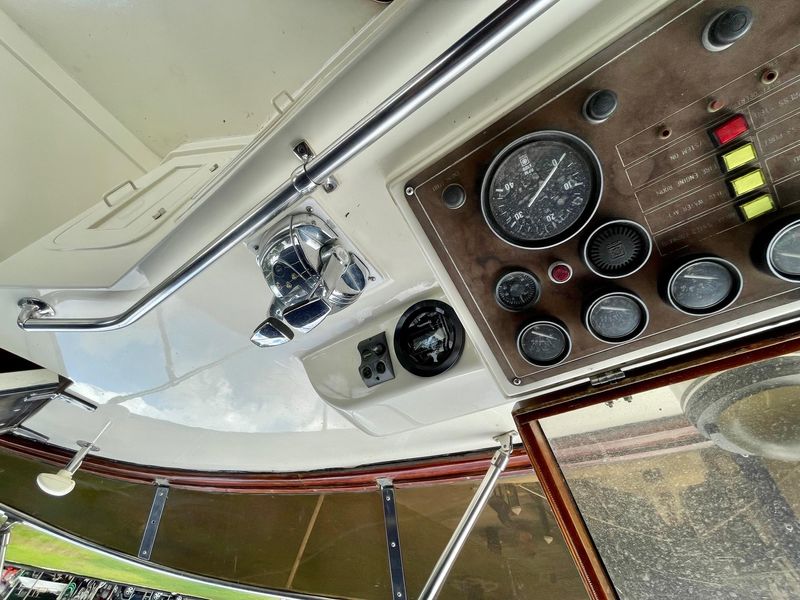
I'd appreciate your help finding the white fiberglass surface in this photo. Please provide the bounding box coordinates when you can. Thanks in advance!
[0,0,679,471]
[0,0,385,157]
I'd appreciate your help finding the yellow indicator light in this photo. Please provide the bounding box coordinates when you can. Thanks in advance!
[738,193,776,221]
[730,169,766,197]
[722,143,757,172]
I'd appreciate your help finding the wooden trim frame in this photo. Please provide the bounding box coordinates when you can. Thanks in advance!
[0,435,533,494]
[519,421,617,600]
[512,319,800,600]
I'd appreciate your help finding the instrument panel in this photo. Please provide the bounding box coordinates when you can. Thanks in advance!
[405,0,800,388]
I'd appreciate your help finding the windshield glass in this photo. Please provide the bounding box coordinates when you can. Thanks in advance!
[0,447,589,599]
[540,353,800,598]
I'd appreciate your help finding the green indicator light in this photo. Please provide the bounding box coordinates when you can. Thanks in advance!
[738,194,776,221]
[722,143,757,172]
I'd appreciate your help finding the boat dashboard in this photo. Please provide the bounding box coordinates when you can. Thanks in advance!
[400,0,800,396]
[1,0,800,469]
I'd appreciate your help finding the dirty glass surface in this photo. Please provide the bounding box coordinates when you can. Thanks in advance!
[0,450,150,555]
[397,474,589,600]
[540,354,800,599]
[0,446,589,600]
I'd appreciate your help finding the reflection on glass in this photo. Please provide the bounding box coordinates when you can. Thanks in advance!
[0,448,588,600]
[541,354,800,599]
[397,475,589,600]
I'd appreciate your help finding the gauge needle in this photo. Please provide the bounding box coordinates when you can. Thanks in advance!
[527,153,566,208]
[778,252,800,259]
[684,274,718,280]
[531,331,557,340]
[598,306,630,312]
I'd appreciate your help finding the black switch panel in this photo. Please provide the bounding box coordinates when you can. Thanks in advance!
[357,332,395,388]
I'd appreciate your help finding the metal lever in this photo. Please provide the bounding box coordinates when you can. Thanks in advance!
[280,245,350,333]
[320,244,351,296]
[282,298,332,333]
[250,317,294,347]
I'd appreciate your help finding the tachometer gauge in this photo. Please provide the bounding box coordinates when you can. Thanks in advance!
[481,131,602,249]
[666,256,742,315]
[517,320,571,367]
[765,218,800,282]
[585,291,649,343]
[494,270,541,311]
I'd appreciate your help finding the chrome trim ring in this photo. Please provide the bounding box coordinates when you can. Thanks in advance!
[765,218,800,283]
[480,130,603,250]
[665,256,743,316]
[516,319,572,367]
[582,219,653,279]
[584,290,649,344]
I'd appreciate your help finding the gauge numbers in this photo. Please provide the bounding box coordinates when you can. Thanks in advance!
[766,219,800,282]
[495,270,541,311]
[482,131,602,249]
[667,257,743,315]
[517,320,571,367]
[585,291,649,343]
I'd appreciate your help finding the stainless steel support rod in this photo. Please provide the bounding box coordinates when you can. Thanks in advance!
[18,0,559,332]
[418,433,514,600]
[0,522,11,574]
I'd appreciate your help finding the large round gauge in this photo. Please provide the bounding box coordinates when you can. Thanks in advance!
[481,131,602,249]
[494,270,541,311]
[585,291,649,343]
[665,256,743,316]
[393,300,465,377]
[766,218,800,282]
[517,320,571,367]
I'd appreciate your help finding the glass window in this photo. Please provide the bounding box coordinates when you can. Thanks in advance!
[396,474,589,600]
[0,447,590,600]
[540,353,800,599]
[0,451,150,555]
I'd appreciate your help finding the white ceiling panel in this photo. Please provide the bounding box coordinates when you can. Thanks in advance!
[0,0,385,156]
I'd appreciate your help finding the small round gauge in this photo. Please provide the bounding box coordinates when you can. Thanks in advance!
[517,320,571,367]
[666,256,743,315]
[583,220,652,278]
[494,270,541,311]
[766,218,800,282]
[585,291,649,343]
[481,131,602,249]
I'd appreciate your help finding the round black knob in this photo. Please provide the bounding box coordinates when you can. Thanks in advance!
[704,6,753,51]
[583,89,618,123]
[442,183,466,209]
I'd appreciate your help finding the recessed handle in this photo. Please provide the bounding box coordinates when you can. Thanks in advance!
[102,179,138,207]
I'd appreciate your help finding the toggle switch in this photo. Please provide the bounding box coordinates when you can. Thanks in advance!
[729,168,766,197]
[702,6,754,52]
[711,113,749,146]
[583,89,618,124]
[721,142,757,172]
[737,193,776,221]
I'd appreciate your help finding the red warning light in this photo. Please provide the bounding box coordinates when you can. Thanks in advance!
[711,113,749,146]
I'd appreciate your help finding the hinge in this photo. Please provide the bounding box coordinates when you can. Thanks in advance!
[589,369,625,387]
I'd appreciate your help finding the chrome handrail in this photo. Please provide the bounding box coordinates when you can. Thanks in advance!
[17,0,559,332]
